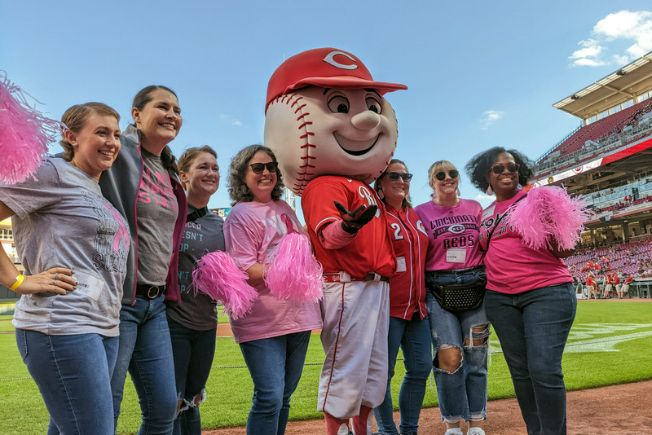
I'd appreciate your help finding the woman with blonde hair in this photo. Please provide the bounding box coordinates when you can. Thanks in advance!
[415,160,489,435]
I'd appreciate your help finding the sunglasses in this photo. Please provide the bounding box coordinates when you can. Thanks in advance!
[434,170,459,181]
[387,172,413,182]
[249,161,278,174]
[490,162,520,174]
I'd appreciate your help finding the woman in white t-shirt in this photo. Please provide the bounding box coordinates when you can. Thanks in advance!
[0,102,129,434]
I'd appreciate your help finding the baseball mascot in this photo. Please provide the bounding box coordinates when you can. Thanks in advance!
[264,48,406,435]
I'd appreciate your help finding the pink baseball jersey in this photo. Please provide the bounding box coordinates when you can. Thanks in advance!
[479,189,572,294]
[415,199,484,271]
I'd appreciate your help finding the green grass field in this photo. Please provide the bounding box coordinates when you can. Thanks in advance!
[1,301,651,434]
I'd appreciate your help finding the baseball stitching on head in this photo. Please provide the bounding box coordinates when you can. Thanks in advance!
[269,93,317,194]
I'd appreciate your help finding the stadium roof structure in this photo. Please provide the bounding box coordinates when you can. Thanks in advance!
[554,51,652,120]
[533,137,652,188]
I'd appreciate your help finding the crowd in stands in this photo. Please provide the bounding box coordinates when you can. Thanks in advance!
[565,237,652,298]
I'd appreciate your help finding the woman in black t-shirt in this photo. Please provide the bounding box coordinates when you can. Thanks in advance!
[168,146,224,435]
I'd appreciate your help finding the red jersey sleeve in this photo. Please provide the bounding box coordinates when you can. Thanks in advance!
[302,177,351,235]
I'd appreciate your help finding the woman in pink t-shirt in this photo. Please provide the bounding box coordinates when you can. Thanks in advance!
[224,145,322,435]
[415,160,489,435]
[466,147,576,435]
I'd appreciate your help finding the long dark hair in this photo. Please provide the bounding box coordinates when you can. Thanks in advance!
[132,85,180,174]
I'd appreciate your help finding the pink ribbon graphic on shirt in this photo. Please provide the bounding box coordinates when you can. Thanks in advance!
[104,203,130,254]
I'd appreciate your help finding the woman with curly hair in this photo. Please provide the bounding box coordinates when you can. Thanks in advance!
[224,144,322,435]
[466,147,576,435]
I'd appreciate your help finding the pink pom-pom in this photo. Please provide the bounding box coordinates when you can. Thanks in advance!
[192,251,258,320]
[0,73,58,184]
[508,186,588,250]
[265,232,323,303]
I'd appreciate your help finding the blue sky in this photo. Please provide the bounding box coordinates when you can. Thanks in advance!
[2,1,652,211]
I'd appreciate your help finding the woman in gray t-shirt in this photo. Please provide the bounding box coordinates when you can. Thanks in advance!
[0,102,128,435]
[99,85,188,434]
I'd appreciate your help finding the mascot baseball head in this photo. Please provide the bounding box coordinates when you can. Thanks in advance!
[264,48,407,194]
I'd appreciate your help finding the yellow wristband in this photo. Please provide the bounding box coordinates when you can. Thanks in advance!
[9,274,25,291]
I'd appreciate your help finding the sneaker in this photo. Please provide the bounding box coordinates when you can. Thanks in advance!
[467,428,486,435]
[444,429,464,435]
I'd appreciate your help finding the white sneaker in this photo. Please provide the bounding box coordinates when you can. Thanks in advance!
[444,429,464,435]
[336,423,350,435]
[467,428,486,435]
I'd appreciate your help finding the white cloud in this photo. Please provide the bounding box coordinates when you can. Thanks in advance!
[479,110,504,130]
[219,113,243,128]
[613,54,630,65]
[569,39,607,67]
[571,10,652,67]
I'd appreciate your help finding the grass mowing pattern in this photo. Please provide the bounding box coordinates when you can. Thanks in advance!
[0,301,651,434]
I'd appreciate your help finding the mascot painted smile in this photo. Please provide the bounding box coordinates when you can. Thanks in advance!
[265,47,406,434]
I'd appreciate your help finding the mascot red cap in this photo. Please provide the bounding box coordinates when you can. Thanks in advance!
[264,47,406,194]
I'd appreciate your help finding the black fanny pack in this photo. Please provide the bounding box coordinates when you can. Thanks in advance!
[426,267,486,313]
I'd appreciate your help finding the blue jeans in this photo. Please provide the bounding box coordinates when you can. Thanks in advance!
[16,329,118,435]
[484,283,576,435]
[111,295,177,435]
[427,293,489,423]
[373,315,431,435]
[239,331,311,435]
[168,318,216,435]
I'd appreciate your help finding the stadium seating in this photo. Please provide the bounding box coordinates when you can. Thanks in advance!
[583,175,652,213]
[536,99,652,174]
[565,238,652,282]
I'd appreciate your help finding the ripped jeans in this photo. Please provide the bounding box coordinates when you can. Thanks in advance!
[427,290,489,423]
[168,318,217,435]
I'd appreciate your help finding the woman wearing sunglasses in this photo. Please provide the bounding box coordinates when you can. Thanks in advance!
[372,159,431,435]
[415,160,489,435]
[466,147,576,435]
[224,145,321,434]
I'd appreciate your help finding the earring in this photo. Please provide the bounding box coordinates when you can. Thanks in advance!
[377,189,384,200]
[486,184,493,195]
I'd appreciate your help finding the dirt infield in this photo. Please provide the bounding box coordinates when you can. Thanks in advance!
[204,380,652,434]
